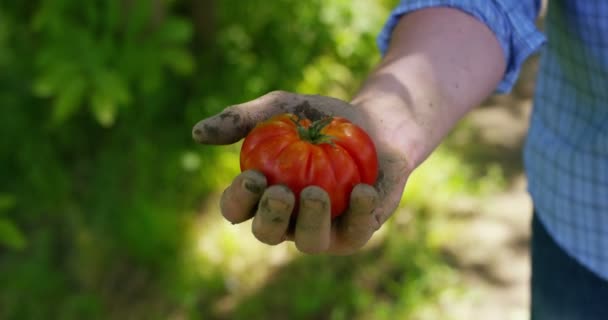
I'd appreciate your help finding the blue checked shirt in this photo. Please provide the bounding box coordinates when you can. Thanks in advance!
[379,0,608,281]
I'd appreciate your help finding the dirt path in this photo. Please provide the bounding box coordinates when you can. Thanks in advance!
[434,56,540,320]
[441,175,533,320]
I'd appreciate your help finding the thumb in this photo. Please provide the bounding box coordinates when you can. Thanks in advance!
[192,91,296,145]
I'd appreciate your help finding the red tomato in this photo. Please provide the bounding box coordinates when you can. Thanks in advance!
[240,113,378,218]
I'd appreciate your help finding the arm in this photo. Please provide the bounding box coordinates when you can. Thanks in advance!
[193,5,538,255]
[352,7,505,172]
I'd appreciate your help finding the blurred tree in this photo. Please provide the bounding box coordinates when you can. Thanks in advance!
[0,0,399,318]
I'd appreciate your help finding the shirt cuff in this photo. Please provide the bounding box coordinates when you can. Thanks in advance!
[377,1,546,93]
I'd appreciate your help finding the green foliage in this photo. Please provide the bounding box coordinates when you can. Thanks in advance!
[404,144,507,214]
[0,195,26,250]
[30,1,193,126]
[0,0,508,319]
[227,216,461,320]
[0,218,26,251]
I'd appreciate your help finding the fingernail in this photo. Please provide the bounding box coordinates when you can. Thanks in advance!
[303,199,324,211]
[242,178,263,194]
[357,196,376,208]
[192,126,204,142]
[267,198,289,212]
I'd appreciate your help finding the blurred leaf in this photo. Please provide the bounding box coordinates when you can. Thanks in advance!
[95,70,130,105]
[123,0,153,39]
[30,0,63,32]
[163,48,195,75]
[159,17,193,44]
[34,61,78,98]
[104,1,120,31]
[88,70,130,126]
[91,93,117,127]
[32,77,56,97]
[0,218,27,250]
[52,76,86,124]
[0,194,16,212]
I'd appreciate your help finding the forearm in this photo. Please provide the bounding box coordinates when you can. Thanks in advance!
[352,7,506,170]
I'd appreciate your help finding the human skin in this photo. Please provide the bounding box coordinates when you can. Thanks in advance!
[192,7,506,254]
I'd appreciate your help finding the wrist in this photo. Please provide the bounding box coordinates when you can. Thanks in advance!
[351,92,428,173]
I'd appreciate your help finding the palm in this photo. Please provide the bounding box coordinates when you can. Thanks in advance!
[193,91,410,254]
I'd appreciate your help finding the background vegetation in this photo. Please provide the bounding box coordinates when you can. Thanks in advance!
[0,1,519,319]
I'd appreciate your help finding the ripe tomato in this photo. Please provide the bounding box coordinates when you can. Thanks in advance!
[240,113,378,218]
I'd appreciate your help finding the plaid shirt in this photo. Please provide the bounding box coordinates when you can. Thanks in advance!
[379,0,608,281]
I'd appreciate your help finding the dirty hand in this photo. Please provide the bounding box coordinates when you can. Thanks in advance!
[192,91,411,254]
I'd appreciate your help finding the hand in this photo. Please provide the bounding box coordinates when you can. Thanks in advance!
[192,91,411,254]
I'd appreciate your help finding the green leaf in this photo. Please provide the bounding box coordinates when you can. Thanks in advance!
[0,218,27,250]
[89,70,130,127]
[159,17,193,44]
[33,62,76,98]
[163,48,195,75]
[32,77,56,97]
[0,194,16,213]
[52,76,86,124]
[96,70,131,105]
[104,1,120,31]
[91,93,117,127]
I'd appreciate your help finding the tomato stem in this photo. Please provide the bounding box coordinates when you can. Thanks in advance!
[293,115,335,145]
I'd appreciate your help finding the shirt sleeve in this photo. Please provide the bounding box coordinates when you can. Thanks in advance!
[377,0,546,93]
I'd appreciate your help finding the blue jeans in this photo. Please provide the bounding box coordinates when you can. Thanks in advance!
[531,213,608,319]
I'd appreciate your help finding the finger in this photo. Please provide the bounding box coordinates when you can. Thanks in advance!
[220,170,267,224]
[192,91,298,145]
[295,186,331,254]
[252,185,295,245]
[337,184,380,249]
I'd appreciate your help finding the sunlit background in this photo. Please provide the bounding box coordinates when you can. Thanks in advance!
[0,1,543,319]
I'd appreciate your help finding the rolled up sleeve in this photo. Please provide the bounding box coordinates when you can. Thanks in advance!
[378,0,546,93]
